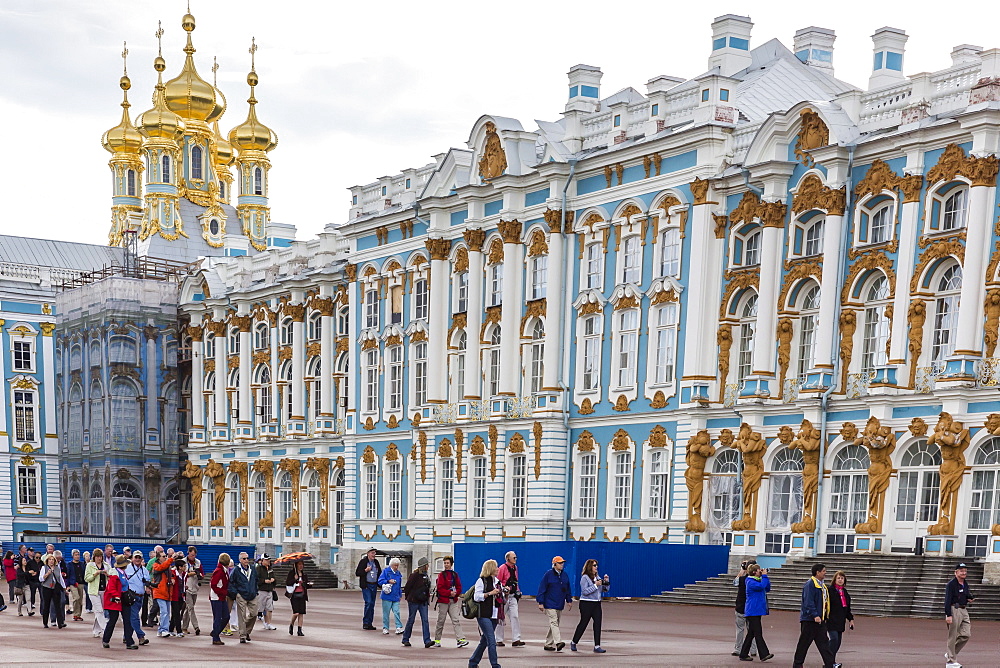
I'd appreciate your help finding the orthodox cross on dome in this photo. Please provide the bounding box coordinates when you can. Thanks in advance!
[249,36,257,70]
[155,20,164,57]
[121,41,129,75]
[212,56,219,86]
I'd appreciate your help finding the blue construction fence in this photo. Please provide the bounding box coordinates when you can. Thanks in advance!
[453,541,729,599]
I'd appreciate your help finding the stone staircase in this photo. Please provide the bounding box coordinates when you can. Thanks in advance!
[649,553,1000,620]
[271,558,339,589]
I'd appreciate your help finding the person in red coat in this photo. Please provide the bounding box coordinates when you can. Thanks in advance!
[102,555,137,649]
[209,554,232,646]
[433,555,467,647]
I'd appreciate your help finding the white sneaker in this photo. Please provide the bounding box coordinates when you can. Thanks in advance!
[394,628,404,635]
[946,662,962,668]
[158,631,170,637]
[382,628,389,635]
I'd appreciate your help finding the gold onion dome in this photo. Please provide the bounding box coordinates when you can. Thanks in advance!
[137,56,186,140]
[101,74,143,154]
[229,68,278,153]
[163,13,220,122]
[213,120,235,166]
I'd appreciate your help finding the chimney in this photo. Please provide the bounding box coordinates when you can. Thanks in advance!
[793,27,836,74]
[951,44,982,67]
[707,14,753,78]
[869,27,907,90]
[565,64,603,113]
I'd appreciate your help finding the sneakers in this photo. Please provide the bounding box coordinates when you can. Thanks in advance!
[158,631,170,637]
[213,640,225,646]
[544,646,556,651]
[394,628,404,635]
[432,640,441,647]
[102,642,110,649]
[138,638,149,646]
[424,642,435,648]
[402,641,412,647]
[382,628,389,635]
[594,646,607,654]
[761,654,774,662]
[126,644,138,650]
[570,643,577,651]
[457,638,469,648]
[556,642,566,652]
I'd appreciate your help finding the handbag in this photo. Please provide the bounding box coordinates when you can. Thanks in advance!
[122,589,137,607]
[13,586,23,597]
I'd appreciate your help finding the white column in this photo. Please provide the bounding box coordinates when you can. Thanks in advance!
[346,273,358,419]
[812,212,847,370]
[681,200,724,379]
[269,309,280,423]
[189,322,204,432]
[237,315,252,435]
[426,238,451,403]
[319,298,334,416]
[40,324,57,450]
[290,304,306,421]
[212,320,227,429]
[464,229,485,399]
[499,220,523,396]
[954,183,997,355]
[542,222,563,391]
[749,224,783,384]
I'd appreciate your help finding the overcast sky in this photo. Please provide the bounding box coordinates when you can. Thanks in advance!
[0,0,996,247]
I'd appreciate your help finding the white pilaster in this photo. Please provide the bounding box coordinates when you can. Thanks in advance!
[426,237,451,404]
[543,223,564,391]
[464,230,485,399]
[499,220,523,396]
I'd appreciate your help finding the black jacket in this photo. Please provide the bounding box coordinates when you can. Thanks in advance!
[285,567,310,602]
[827,585,854,633]
[735,574,748,615]
[403,570,431,605]
[355,557,382,589]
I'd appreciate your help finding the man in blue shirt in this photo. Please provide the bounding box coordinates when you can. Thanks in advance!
[536,555,573,652]
[123,552,151,645]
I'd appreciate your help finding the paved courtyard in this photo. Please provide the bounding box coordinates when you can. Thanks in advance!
[1,592,997,666]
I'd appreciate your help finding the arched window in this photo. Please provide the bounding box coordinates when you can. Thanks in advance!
[829,445,870,530]
[219,180,226,200]
[162,154,171,183]
[487,326,501,397]
[896,440,941,524]
[164,486,180,539]
[931,264,962,365]
[803,218,825,256]
[659,227,681,277]
[304,470,321,529]
[308,312,322,341]
[279,317,293,346]
[109,335,137,364]
[734,225,761,267]
[254,322,270,349]
[942,188,968,231]
[797,284,821,381]
[126,169,137,197]
[205,332,216,358]
[387,345,403,412]
[528,320,544,394]
[89,339,102,366]
[277,470,293,528]
[580,315,602,391]
[254,167,263,195]
[191,145,203,181]
[69,384,84,451]
[89,482,104,533]
[737,293,758,383]
[710,449,742,536]
[451,332,466,401]
[255,366,271,425]
[110,381,139,450]
[969,438,1000,532]
[280,361,293,420]
[861,275,891,373]
[67,484,82,532]
[112,481,141,536]
[866,201,893,244]
[621,236,641,283]
[307,356,321,419]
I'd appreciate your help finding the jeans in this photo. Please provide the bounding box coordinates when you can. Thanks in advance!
[793,620,834,668]
[403,602,430,644]
[382,599,401,629]
[128,596,146,639]
[362,583,378,626]
[156,598,171,634]
[469,617,500,668]
[572,600,603,646]
[210,599,229,641]
[741,615,770,658]
[103,606,135,645]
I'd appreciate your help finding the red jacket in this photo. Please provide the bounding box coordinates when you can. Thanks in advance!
[435,569,462,604]
[210,565,229,600]
[3,557,16,582]
[103,570,125,611]
[170,568,185,601]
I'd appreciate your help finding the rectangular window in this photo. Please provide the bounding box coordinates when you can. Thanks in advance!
[17,466,38,507]
[660,228,680,277]
[388,346,403,411]
[582,316,601,391]
[472,458,487,519]
[14,391,36,442]
[455,272,469,313]
[767,474,803,528]
[578,453,597,519]
[488,347,501,397]
[653,304,677,384]
[613,115,621,127]
[386,463,401,519]
[414,343,427,407]
[352,195,358,205]
[405,178,411,189]
[797,314,817,380]
[510,455,527,519]
[531,256,548,300]
[13,340,33,371]
[622,237,641,283]
[764,533,792,554]
[896,471,918,522]
[966,534,989,558]
[364,288,379,329]
[530,337,544,394]
[440,458,455,519]
[454,351,465,401]
[647,450,668,519]
[489,264,503,306]
[701,89,710,102]
[365,465,377,519]
[616,310,638,387]
[651,103,659,116]
[364,349,379,413]
[861,306,890,373]
[613,451,633,519]
[390,285,403,326]
[720,88,730,101]
[828,473,868,529]
[585,243,603,289]
[412,279,428,321]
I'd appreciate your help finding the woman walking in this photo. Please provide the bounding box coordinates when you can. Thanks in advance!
[39,554,67,628]
[4,550,18,614]
[571,558,610,653]
[378,557,403,634]
[468,559,502,668]
[209,553,231,646]
[285,559,311,637]
[169,558,187,637]
[102,555,137,649]
[86,550,111,637]
[739,564,774,662]
[827,571,854,668]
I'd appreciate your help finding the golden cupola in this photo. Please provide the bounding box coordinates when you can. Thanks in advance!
[101,70,142,154]
[229,65,278,153]
[137,54,186,141]
[164,13,221,122]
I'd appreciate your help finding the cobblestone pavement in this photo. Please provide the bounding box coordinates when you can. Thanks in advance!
[1,594,996,666]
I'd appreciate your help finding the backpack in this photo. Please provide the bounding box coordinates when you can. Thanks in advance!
[412,572,430,604]
[460,585,479,619]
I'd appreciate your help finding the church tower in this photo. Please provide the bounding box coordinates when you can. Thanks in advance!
[102,44,144,247]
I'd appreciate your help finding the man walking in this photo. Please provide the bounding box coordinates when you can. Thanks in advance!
[793,563,835,668]
[733,560,758,658]
[944,562,975,668]
[66,550,86,622]
[401,557,433,648]
[255,554,277,630]
[497,550,524,647]
[536,555,573,652]
[230,552,259,643]
[182,547,203,635]
[355,547,382,630]
[433,555,468,648]
[124,552,151,646]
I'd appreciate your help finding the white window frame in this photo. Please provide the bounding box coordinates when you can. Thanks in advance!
[454,272,469,313]
[363,463,378,520]
[645,448,670,520]
[575,450,598,520]
[486,326,501,398]
[613,309,639,390]
[530,254,548,300]
[648,302,678,387]
[470,456,488,519]
[412,341,427,409]
[930,264,962,365]
[620,235,642,284]
[527,320,544,394]
[414,278,429,321]
[941,186,969,232]
[488,263,503,307]
[451,332,466,402]
[860,275,891,373]
[439,457,455,519]
[796,285,821,381]
[385,461,402,520]
[585,242,604,290]
[364,287,379,330]
[14,389,38,443]
[659,227,681,278]
[387,345,403,412]
[12,338,34,372]
[508,453,528,519]
[16,463,41,511]
[608,449,634,520]
[803,218,825,257]
[363,348,379,414]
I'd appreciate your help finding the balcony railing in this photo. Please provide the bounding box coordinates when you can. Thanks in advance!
[433,403,458,425]
[723,383,740,408]
[506,395,536,419]
[915,364,944,394]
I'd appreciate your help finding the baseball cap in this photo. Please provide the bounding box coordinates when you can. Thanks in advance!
[552,556,566,563]
[259,553,271,560]
[366,546,377,553]
[955,562,968,570]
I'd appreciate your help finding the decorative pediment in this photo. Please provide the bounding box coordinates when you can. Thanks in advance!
[646,277,683,305]
[609,283,643,311]
[573,289,607,315]
[791,174,846,215]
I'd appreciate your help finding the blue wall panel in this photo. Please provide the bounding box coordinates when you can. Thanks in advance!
[454,540,729,598]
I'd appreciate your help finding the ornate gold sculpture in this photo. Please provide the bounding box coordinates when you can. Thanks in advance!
[985,289,1000,357]
[928,412,971,536]
[907,299,927,387]
[717,324,733,401]
[477,122,507,181]
[684,430,715,533]
[853,417,896,534]
[730,424,766,531]
[227,461,249,527]
[204,459,226,527]
[649,425,668,448]
[910,242,964,293]
[776,425,795,445]
[791,174,846,214]
[277,458,301,529]
[488,424,498,480]
[790,419,822,533]
[926,143,1000,187]
[305,457,330,530]
[909,417,929,437]
[532,421,543,480]
[838,309,857,391]
[182,461,203,527]
[776,318,794,398]
[794,109,829,167]
[690,177,711,205]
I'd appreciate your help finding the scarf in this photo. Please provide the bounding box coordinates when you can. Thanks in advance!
[811,577,829,619]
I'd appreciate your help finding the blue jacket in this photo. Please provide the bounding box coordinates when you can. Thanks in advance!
[743,575,770,617]
[800,577,828,622]
[536,568,572,610]
[378,567,403,602]
[229,563,259,600]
